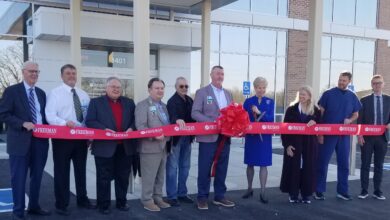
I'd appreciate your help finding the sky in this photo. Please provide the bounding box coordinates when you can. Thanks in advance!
[0,1,18,50]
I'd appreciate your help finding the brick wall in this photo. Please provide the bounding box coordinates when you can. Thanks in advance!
[286,0,309,104]
[376,0,390,95]
[286,30,308,104]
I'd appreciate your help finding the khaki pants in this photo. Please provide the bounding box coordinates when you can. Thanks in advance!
[140,151,167,203]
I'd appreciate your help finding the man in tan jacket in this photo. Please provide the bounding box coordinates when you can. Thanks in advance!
[135,78,171,212]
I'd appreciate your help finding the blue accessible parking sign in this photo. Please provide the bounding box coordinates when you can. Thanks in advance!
[0,188,13,213]
[243,81,250,96]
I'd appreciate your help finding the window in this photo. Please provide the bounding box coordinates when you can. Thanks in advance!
[355,0,377,28]
[250,28,277,55]
[220,0,250,11]
[220,25,249,54]
[333,0,356,26]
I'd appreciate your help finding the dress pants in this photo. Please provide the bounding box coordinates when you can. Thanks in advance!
[140,151,167,203]
[94,144,132,209]
[9,137,48,217]
[360,135,388,192]
[197,136,231,201]
[316,135,350,194]
[52,139,89,209]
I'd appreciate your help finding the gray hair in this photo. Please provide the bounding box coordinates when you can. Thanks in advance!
[175,76,187,87]
[106,76,121,87]
[22,61,38,70]
[253,77,268,88]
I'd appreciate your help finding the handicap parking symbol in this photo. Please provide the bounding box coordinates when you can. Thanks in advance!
[0,188,13,213]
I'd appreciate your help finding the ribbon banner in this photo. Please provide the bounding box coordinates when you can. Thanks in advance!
[32,122,386,140]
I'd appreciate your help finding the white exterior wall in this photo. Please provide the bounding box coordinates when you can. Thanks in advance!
[31,7,200,95]
[159,49,191,103]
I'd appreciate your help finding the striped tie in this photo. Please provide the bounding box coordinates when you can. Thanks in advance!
[72,88,83,123]
[28,88,37,124]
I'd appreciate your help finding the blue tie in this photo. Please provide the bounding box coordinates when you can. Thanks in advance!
[28,88,37,124]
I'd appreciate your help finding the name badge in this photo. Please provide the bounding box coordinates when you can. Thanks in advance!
[149,106,157,115]
[207,96,213,104]
[266,100,271,105]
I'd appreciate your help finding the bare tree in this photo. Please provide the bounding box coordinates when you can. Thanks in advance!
[0,43,23,94]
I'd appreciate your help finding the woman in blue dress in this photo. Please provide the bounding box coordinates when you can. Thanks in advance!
[242,77,274,203]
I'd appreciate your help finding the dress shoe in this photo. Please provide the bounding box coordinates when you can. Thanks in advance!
[55,208,70,216]
[78,201,97,209]
[178,195,194,203]
[12,214,25,220]
[260,193,269,204]
[143,201,161,212]
[27,208,51,216]
[98,208,111,215]
[166,199,180,207]
[242,190,254,199]
[116,203,130,211]
[154,199,171,209]
[213,198,235,207]
[197,200,208,210]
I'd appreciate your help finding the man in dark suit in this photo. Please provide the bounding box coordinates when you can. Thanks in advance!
[0,61,51,220]
[357,74,390,200]
[86,77,136,214]
[191,66,234,210]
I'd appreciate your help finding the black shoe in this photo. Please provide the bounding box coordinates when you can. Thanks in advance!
[288,195,299,203]
[55,208,70,216]
[260,193,268,204]
[337,193,352,201]
[116,203,130,211]
[78,200,97,209]
[301,196,311,204]
[314,192,325,200]
[12,214,25,220]
[373,190,386,200]
[99,208,111,215]
[178,195,194,203]
[358,189,369,199]
[242,190,254,199]
[166,199,180,207]
[27,208,51,216]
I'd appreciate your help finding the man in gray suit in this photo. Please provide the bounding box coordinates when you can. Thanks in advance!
[135,78,171,212]
[86,77,136,214]
[357,74,390,200]
[192,65,234,210]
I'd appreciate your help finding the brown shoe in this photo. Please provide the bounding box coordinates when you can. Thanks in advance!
[142,201,161,212]
[154,199,171,209]
[197,200,208,210]
[213,198,235,207]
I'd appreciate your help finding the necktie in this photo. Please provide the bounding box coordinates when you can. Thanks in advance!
[28,88,37,124]
[156,103,169,125]
[376,96,382,125]
[72,88,83,122]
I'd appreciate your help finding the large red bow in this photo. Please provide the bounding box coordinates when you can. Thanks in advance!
[217,103,250,137]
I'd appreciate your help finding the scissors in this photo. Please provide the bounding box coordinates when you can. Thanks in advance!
[252,106,266,142]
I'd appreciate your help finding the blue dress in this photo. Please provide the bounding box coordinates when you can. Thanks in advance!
[243,96,275,166]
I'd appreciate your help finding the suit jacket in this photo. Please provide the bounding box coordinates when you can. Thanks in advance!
[191,84,233,143]
[0,82,49,156]
[167,92,195,146]
[135,96,170,153]
[358,93,390,142]
[86,95,137,157]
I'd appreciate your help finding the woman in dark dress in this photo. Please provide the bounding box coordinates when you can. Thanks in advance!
[280,86,321,204]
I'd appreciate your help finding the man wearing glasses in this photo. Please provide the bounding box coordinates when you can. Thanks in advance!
[165,77,195,207]
[357,75,390,200]
[0,61,51,219]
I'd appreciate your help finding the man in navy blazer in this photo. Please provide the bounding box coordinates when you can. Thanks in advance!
[0,61,50,220]
[86,77,137,214]
[357,74,390,200]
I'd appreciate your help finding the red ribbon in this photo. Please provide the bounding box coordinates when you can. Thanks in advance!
[33,122,386,139]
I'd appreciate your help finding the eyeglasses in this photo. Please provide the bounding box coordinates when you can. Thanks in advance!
[179,85,189,89]
[372,82,383,85]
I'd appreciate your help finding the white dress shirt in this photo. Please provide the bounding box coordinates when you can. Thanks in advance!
[45,83,90,127]
[211,84,228,109]
[23,81,43,124]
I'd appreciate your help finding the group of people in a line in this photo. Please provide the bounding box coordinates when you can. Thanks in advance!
[0,61,389,220]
